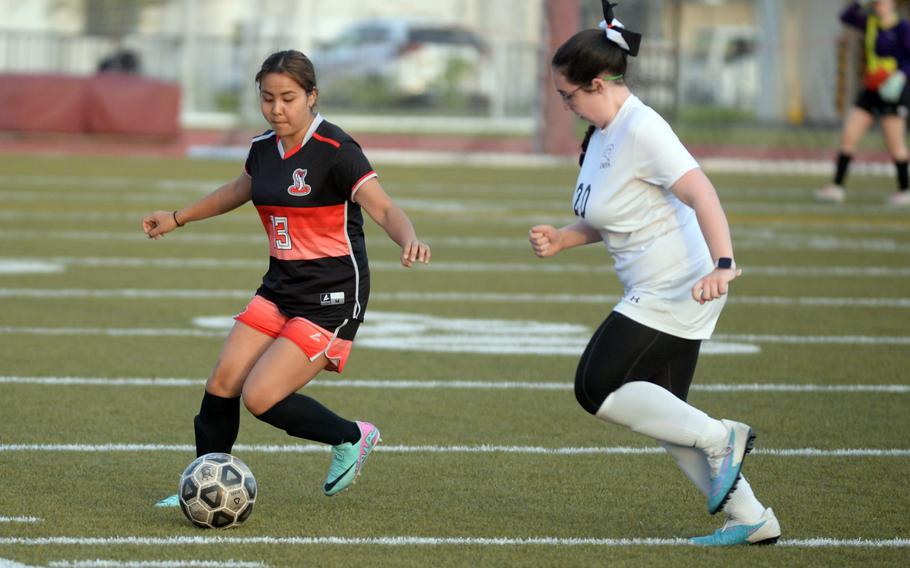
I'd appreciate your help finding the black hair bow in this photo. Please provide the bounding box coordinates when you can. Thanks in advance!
[600,1,642,56]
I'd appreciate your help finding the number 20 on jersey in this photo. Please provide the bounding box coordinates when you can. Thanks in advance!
[573,183,591,218]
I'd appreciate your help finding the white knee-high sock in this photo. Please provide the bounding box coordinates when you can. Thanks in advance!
[661,441,766,523]
[660,442,711,495]
[723,476,766,523]
[596,381,727,449]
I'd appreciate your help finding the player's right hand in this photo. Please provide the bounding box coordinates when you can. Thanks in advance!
[529,225,560,258]
[142,210,178,240]
[880,70,906,102]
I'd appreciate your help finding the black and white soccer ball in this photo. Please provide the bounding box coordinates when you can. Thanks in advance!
[178,452,257,529]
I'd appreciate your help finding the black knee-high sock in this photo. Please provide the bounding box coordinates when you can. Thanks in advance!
[256,393,360,446]
[834,152,852,186]
[194,391,241,457]
[896,160,909,191]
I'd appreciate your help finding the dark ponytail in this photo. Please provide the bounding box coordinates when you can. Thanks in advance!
[579,125,596,167]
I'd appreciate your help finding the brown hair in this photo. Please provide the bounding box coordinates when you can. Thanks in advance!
[552,29,630,166]
[552,29,628,88]
[255,50,318,93]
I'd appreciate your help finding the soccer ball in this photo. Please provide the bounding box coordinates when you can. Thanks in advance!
[178,452,257,529]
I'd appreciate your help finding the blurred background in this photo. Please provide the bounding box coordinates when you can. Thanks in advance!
[0,0,907,166]
[2,5,909,563]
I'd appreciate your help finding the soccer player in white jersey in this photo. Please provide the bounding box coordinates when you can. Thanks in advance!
[528,2,780,546]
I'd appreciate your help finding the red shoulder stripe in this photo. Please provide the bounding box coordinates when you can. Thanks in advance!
[351,171,378,195]
[313,132,341,148]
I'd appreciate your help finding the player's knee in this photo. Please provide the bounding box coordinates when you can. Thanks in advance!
[206,363,246,398]
[241,385,275,417]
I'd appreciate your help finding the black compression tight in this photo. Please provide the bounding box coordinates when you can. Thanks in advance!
[574,312,702,415]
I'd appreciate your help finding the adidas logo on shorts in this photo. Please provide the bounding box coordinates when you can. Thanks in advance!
[320,292,345,306]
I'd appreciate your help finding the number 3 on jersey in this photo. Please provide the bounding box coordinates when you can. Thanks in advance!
[573,183,591,218]
[270,215,292,250]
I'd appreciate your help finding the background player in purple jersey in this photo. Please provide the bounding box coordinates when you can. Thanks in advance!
[816,0,910,207]
[142,50,430,505]
[528,2,779,547]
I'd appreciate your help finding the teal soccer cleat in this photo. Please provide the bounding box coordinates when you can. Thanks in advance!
[691,508,781,546]
[323,421,381,497]
[705,419,755,514]
[154,494,179,508]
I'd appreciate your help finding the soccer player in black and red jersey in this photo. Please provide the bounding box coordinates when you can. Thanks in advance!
[142,50,430,505]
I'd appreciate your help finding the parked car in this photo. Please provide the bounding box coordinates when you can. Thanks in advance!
[311,19,492,108]
[682,26,758,110]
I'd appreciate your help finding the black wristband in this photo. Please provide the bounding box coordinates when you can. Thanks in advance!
[173,210,184,227]
[716,257,734,269]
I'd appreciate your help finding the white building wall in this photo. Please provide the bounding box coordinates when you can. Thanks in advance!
[0,0,81,32]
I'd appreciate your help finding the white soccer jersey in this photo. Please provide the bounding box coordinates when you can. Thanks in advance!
[574,94,725,339]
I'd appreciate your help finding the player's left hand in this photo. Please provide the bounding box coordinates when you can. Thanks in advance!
[142,210,178,240]
[691,267,742,304]
[401,240,431,268]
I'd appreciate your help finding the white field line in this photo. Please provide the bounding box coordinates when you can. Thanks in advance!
[1,376,907,394]
[0,327,225,338]
[0,172,903,204]
[711,333,910,345]
[2,185,906,215]
[0,210,253,225]
[0,288,250,300]
[0,175,216,192]
[4,256,910,277]
[1,325,907,346]
[0,176,558,196]
[4,190,907,214]
[0,192,182,204]
[1,287,909,309]
[48,561,266,568]
[723,201,905,215]
[0,443,906,458]
[1,535,909,548]
[246,212,897,229]
[0,174,872,200]
[4,229,910,254]
[0,229,263,245]
[0,516,41,523]
[5,208,910,234]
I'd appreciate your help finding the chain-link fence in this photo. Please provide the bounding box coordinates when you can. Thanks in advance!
[1,0,906,162]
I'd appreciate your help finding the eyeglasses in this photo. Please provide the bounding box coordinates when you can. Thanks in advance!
[557,73,625,103]
[558,84,586,103]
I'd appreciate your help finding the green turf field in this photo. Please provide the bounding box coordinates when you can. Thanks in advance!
[0,154,908,567]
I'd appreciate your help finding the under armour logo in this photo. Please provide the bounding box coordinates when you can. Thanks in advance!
[629,296,641,304]
[287,168,312,196]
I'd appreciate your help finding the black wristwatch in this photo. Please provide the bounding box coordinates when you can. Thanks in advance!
[716,257,734,269]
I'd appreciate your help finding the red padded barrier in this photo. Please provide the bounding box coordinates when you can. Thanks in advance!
[0,73,180,137]
[87,74,180,137]
[0,74,89,133]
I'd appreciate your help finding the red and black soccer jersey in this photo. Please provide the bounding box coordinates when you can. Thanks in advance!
[243,115,376,330]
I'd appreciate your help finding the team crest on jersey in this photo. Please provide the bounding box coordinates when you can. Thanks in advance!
[287,168,312,196]
[600,144,615,169]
